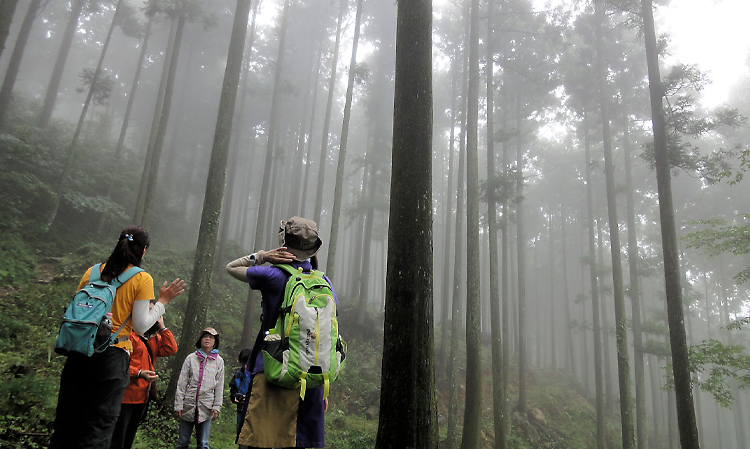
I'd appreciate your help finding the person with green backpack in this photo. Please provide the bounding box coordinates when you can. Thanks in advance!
[49,226,185,449]
[226,216,345,449]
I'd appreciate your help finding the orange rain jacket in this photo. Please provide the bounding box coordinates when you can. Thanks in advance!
[123,328,178,404]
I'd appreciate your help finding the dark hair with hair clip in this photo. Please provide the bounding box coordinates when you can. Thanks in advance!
[100,226,150,283]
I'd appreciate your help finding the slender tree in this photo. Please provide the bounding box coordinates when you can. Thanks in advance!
[460,0,481,444]
[438,53,458,364]
[594,1,634,446]
[0,0,19,61]
[97,14,154,233]
[375,0,436,445]
[583,111,606,449]
[622,93,648,449]
[46,0,126,228]
[39,0,86,128]
[446,27,468,448]
[327,0,364,280]
[313,0,345,227]
[139,0,189,229]
[485,0,504,445]
[640,0,700,447]
[239,0,291,349]
[167,0,252,401]
[0,0,42,129]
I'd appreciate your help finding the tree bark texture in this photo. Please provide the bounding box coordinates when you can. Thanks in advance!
[640,0,700,447]
[167,0,251,403]
[460,0,481,444]
[375,0,436,446]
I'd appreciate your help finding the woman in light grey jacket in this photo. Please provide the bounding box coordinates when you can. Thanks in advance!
[174,328,224,449]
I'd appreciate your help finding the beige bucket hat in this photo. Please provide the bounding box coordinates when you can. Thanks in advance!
[278,216,323,261]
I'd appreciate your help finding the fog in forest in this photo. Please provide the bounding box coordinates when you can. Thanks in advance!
[1,0,749,447]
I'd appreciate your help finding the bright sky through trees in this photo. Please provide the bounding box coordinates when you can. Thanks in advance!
[659,0,750,108]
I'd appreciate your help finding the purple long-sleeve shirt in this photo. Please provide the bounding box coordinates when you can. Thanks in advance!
[244,260,335,447]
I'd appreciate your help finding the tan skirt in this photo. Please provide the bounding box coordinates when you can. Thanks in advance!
[238,373,300,448]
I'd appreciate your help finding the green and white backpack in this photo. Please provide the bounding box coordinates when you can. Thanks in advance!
[262,265,346,399]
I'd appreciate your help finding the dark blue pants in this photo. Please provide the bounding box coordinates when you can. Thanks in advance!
[49,346,130,449]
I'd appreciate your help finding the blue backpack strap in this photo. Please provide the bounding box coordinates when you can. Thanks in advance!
[89,263,103,283]
[110,266,144,288]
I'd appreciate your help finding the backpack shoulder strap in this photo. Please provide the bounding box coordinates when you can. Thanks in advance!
[88,263,103,283]
[110,266,145,289]
[273,264,302,277]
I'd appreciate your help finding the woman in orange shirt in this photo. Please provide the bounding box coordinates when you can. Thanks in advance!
[49,226,185,449]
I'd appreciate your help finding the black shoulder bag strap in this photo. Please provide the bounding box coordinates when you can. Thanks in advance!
[139,334,157,420]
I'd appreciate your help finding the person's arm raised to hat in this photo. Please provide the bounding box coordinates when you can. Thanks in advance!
[225,247,296,281]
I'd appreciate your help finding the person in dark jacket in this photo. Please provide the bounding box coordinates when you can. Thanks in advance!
[230,348,252,436]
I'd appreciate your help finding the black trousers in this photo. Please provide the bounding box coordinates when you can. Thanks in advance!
[110,402,148,449]
[49,346,129,449]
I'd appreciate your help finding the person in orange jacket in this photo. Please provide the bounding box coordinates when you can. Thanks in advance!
[110,310,178,449]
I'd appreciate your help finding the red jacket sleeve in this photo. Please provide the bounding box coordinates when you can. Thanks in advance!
[151,328,178,358]
[128,334,142,380]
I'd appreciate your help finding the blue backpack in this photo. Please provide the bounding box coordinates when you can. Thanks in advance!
[54,263,143,357]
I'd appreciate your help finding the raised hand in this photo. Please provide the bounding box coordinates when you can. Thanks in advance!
[158,278,186,305]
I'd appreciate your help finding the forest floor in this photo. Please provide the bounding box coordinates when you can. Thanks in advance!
[0,243,614,449]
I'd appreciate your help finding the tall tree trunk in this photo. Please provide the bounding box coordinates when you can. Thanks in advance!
[327,0,364,280]
[596,216,614,413]
[446,50,467,449]
[584,112,606,449]
[241,0,291,348]
[287,40,316,218]
[313,0,345,226]
[0,0,19,61]
[252,0,290,246]
[622,95,647,449]
[356,164,377,324]
[39,0,85,127]
[685,299,704,447]
[515,89,529,415]
[560,201,575,377]
[548,210,557,369]
[46,0,125,228]
[499,76,510,449]
[438,54,457,366]
[0,0,42,129]
[594,3,634,445]
[461,0,482,444]
[134,13,178,224]
[217,1,262,270]
[375,0,436,444]
[140,3,188,229]
[485,0,504,444]
[300,39,323,215]
[166,0,251,403]
[97,15,154,233]
[640,0,700,447]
